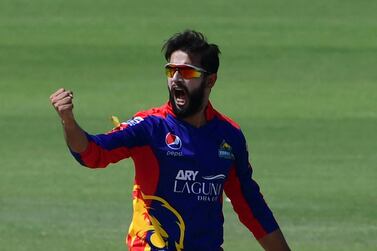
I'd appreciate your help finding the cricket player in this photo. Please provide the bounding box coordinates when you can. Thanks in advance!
[50,30,291,251]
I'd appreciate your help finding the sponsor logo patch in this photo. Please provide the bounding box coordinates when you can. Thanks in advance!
[165,132,182,150]
[125,116,144,126]
[173,170,225,202]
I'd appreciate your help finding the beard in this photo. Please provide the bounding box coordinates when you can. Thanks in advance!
[169,80,207,119]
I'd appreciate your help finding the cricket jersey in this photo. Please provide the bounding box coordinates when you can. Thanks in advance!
[70,102,279,251]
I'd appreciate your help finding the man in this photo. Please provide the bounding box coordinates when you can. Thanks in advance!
[50,30,290,251]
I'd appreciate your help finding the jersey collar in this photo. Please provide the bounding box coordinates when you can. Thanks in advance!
[165,101,217,122]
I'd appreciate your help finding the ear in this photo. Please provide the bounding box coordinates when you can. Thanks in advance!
[206,73,217,88]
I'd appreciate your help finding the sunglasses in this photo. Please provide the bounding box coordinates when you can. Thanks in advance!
[165,63,207,79]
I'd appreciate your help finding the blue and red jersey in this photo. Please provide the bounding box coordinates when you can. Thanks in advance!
[70,102,279,251]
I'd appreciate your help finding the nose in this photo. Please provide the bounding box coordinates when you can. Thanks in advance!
[172,69,183,82]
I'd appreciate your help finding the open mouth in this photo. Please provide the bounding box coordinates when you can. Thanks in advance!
[173,87,187,107]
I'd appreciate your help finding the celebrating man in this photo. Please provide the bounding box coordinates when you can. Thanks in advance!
[50,30,290,251]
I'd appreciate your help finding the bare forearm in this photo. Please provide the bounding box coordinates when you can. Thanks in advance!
[61,118,88,153]
[51,88,88,153]
[258,229,291,251]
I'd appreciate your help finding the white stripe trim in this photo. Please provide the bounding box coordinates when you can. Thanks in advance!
[202,174,226,180]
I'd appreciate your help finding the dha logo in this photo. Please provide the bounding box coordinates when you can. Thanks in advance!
[165,133,182,150]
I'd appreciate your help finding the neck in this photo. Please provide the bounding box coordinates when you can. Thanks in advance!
[182,108,207,128]
[168,99,210,128]
[182,99,209,128]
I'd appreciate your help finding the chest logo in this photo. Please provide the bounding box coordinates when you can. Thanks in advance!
[218,140,235,160]
[165,132,182,150]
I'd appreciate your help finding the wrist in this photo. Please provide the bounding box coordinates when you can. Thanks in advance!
[61,117,76,129]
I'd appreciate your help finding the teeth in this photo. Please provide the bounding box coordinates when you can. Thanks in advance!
[172,86,186,107]
[175,92,186,106]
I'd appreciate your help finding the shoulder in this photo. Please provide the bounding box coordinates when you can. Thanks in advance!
[211,108,247,148]
[133,103,171,120]
[206,102,241,130]
[109,103,170,133]
[211,107,242,135]
[214,111,241,130]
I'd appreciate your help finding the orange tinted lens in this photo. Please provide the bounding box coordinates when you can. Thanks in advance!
[180,68,202,79]
[165,67,175,78]
[165,66,202,79]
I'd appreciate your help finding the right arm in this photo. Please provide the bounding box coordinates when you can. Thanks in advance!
[50,88,150,168]
[50,88,88,153]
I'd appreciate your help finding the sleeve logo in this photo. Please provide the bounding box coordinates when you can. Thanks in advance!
[125,116,144,126]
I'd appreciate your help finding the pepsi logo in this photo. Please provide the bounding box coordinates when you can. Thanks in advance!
[165,132,182,150]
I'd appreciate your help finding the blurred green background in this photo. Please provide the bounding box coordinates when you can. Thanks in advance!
[0,0,376,250]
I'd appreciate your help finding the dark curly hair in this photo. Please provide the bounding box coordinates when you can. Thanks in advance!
[162,30,221,74]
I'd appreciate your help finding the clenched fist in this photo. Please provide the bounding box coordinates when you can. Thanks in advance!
[50,88,75,123]
[50,88,88,152]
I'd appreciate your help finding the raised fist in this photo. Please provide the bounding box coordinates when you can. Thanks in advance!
[50,88,75,122]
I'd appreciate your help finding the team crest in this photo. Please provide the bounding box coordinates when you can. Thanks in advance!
[218,140,235,160]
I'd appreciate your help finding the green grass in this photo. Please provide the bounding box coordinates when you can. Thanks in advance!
[1,0,376,250]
